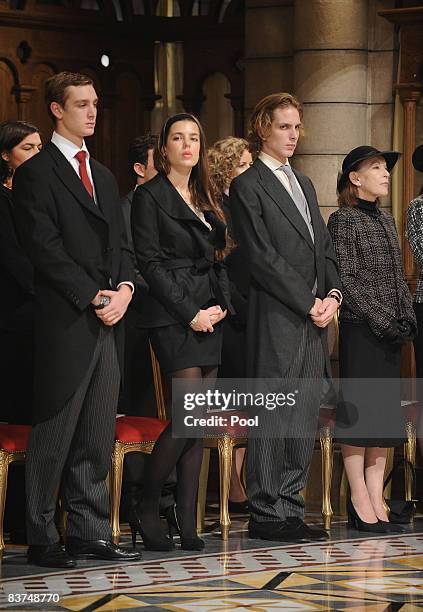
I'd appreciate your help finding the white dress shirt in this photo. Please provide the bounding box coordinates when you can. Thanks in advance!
[51,131,97,203]
[259,151,306,200]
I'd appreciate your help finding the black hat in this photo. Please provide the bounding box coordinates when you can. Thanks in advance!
[412,144,423,173]
[337,145,400,192]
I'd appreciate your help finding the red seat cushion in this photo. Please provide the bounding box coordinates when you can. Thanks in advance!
[0,424,31,452]
[115,416,169,443]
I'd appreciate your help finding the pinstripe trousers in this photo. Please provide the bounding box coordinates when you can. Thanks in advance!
[26,325,120,545]
[247,319,325,523]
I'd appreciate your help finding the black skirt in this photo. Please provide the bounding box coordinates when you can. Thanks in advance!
[149,318,223,374]
[335,321,406,447]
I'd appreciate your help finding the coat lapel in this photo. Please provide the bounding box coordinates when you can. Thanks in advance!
[45,142,107,224]
[292,168,321,249]
[90,160,113,224]
[255,159,314,250]
[145,174,210,229]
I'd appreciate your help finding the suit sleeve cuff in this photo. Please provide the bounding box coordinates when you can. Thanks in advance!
[118,281,135,294]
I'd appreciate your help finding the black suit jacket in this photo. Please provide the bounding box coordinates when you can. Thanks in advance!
[121,189,149,313]
[230,158,341,378]
[131,173,233,328]
[13,141,133,424]
[0,184,34,332]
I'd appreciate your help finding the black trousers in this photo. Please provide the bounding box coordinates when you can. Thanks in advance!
[26,326,120,545]
[247,320,325,523]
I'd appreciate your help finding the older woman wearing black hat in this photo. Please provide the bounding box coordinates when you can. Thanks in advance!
[328,146,416,533]
[406,143,423,453]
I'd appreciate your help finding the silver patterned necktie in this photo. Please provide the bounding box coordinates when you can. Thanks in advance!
[279,164,314,243]
[279,164,317,294]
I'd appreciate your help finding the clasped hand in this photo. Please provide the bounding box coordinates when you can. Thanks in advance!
[190,305,227,333]
[91,285,132,326]
[309,297,338,328]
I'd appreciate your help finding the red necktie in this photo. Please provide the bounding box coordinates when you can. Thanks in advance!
[74,150,94,199]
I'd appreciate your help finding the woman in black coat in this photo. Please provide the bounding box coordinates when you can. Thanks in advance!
[0,121,41,424]
[328,146,416,533]
[0,121,41,543]
[208,136,252,512]
[131,113,232,551]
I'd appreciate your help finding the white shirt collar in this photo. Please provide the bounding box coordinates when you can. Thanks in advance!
[259,151,290,172]
[51,131,90,164]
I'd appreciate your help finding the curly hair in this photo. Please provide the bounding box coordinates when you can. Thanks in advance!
[208,137,250,198]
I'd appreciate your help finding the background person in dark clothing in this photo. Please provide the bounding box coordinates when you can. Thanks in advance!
[0,120,41,543]
[328,146,416,533]
[119,133,176,522]
[208,136,252,513]
[120,134,158,417]
[406,143,423,457]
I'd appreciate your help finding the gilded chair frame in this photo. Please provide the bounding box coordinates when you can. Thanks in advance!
[0,450,26,551]
[110,344,167,544]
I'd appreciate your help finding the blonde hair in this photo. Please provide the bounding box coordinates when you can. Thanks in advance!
[208,137,250,197]
[249,92,303,156]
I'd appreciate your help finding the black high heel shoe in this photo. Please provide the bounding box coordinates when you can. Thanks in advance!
[347,498,388,533]
[347,499,389,533]
[165,504,205,551]
[129,506,174,552]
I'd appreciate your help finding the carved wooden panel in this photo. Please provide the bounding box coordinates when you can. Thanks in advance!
[0,60,18,121]
[29,62,55,142]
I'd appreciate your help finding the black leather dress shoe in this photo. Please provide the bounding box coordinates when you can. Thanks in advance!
[228,500,249,514]
[248,519,311,543]
[287,517,329,541]
[27,543,77,568]
[65,537,142,561]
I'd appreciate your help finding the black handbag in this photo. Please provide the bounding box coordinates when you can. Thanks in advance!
[383,458,418,524]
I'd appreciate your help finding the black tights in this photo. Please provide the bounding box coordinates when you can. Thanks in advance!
[141,365,217,538]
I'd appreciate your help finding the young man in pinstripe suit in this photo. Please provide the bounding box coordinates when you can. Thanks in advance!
[13,72,141,567]
[230,93,342,542]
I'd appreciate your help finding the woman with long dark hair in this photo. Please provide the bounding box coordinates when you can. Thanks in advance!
[131,113,232,551]
[328,146,416,533]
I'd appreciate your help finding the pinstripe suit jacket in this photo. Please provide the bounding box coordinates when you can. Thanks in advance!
[230,158,341,379]
[13,142,133,424]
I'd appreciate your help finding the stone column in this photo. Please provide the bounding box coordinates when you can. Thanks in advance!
[292,0,396,222]
[398,86,422,281]
[244,0,294,131]
[292,0,369,222]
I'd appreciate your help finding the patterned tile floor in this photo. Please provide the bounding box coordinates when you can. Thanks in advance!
[1,515,422,611]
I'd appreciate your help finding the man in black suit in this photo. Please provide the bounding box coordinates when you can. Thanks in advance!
[230,93,342,543]
[13,71,141,567]
[120,134,157,416]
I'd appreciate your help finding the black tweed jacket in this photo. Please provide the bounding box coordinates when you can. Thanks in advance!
[328,201,416,338]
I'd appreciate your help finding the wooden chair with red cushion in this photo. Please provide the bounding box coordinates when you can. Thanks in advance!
[0,424,31,550]
[110,344,169,544]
